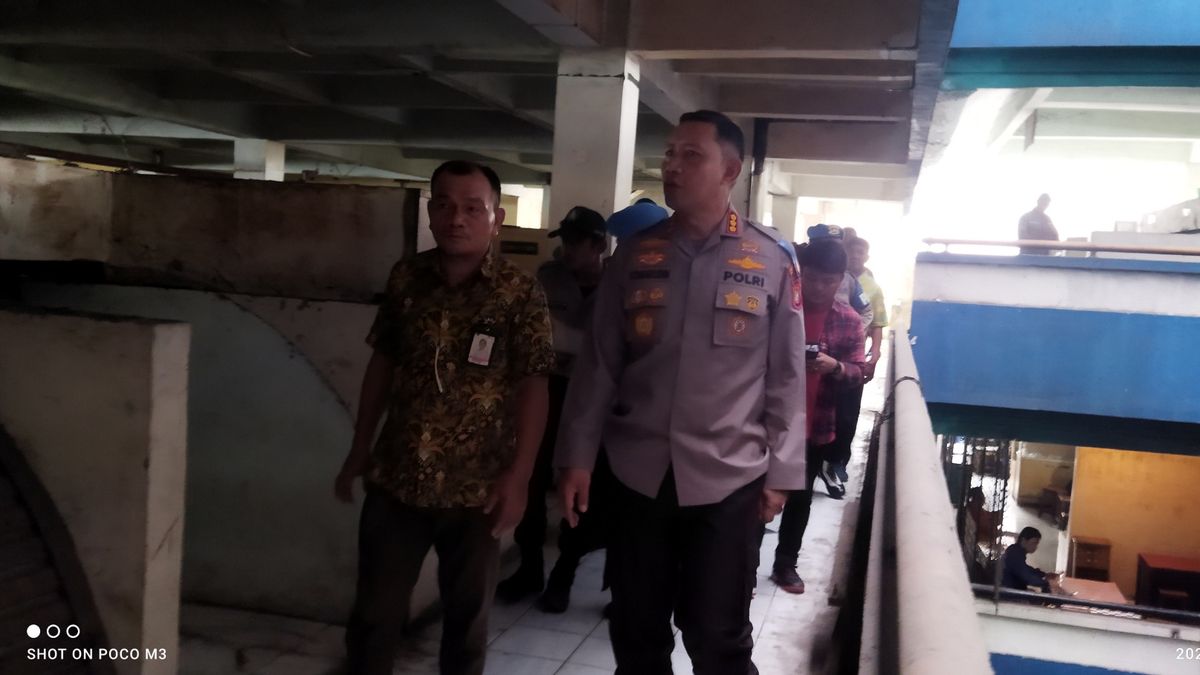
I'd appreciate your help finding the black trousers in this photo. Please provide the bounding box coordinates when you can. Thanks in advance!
[608,470,763,675]
[345,490,499,675]
[550,450,615,584]
[830,383,865,468]
[513,373,570,573]
[772,441,827,570]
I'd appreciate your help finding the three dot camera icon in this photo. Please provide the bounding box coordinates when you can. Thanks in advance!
[27,624,80,639]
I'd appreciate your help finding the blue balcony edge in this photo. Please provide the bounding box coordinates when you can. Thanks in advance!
[916,252,1200,276]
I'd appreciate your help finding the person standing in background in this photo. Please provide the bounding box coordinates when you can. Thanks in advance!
[496,205,615,614]
[1018,194,1059,255]
[770,238,866,595]
[817,235,889,493]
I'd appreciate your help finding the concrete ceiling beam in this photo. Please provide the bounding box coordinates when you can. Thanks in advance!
[1041,87,1200,115]
[986,87,1053,150]
[0,54,260,138]
[0,131,226,170]
[492,0,611,47]
[1030,109,1200,142]
[767,121,911,164]
[628,0,919,58]
[161,51,442,133]
[719,84,911,122]
[289,142,550,184]
[382,54,555,130]
[672,58,914,85]
[0,103,234,140]
[0,1,553,53]
[636,59,718,124]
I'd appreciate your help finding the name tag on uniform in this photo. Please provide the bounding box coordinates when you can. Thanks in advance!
[468,333,496,366]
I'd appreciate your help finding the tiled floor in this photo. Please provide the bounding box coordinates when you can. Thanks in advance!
[180,377,885,675]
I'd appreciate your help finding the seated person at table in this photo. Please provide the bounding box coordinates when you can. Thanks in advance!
[1002,527,1057,592]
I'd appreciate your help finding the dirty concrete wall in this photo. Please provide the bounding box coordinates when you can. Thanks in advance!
[0,160,113,261]
[20,283,443,624]
[107,174,414,301]
[0,156,416,302]
[1072,446,1200,598]
[0,307,188,675]
[227,296,376,415]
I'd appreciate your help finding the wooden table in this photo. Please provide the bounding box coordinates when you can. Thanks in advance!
[1056,577,1130,605]
[1136,553,1200,611]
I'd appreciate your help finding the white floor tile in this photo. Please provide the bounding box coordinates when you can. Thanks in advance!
[516,598,605,636]
[253,652,342,675]
[490,625,585,661]
[556,664,612,675]
[565,636,616,670]
[482,650,562,675]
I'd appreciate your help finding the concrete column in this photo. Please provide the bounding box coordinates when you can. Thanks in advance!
[750,160,774,223]
[234,139,285,181]
[730,120,755,217]
[549,49,640,224]
[771,193,799,242]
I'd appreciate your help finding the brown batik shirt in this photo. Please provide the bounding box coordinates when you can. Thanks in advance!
[365,248,554,508]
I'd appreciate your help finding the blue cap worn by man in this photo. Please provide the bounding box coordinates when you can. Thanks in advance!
[607,198,669,241]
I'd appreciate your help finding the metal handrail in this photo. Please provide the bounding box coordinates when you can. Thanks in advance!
[923,237,1200,257]
[863,331,993,674]
[971,584,1200,627]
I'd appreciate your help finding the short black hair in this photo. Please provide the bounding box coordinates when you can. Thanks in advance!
[799,238,847,275]
[430,160,502,206]
[1018,526,1042,542]
[678,110,745,162]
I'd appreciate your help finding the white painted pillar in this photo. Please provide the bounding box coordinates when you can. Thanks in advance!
[548,49,640,224]
[771,193,799,242]
[234,139,285,182]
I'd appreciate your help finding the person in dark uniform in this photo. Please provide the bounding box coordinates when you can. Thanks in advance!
[1018,194,1059,255]
[1002,527,1057,591]
[335,160,555,675]
[555,110,808,675]
[496,205,614,613]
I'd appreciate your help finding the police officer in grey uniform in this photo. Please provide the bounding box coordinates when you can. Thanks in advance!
[555,110,808,675]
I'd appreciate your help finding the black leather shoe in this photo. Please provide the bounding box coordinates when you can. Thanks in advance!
[495,567,544,604]
[770,566,805,594]
[537,582,570,614]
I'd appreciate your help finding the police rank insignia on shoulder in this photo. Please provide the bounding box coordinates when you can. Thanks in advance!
[789,264,802,310]
[726,212,739,235]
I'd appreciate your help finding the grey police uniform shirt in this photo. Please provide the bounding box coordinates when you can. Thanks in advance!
[554,210,809,506]
[537,259,596,377]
